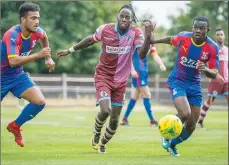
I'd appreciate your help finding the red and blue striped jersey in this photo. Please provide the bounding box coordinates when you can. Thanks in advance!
[1,25,46,76]
[168,31,219,83]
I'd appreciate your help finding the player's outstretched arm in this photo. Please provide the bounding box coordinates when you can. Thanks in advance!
[56,36,96,58]
[150,36,171,45]
[8,48,51,67]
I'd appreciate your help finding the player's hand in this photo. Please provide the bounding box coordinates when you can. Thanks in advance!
[37,47,51,58]
[56,50,70,58]
[143,22,156,38]
[196,60,206,72]
[160,64,166,71]
[45,57,55,72]
[131,70,139,79]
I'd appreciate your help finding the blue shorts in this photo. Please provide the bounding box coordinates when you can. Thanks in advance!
[167,80,202,107]
[132,71,148,88]
[1,72,36,101]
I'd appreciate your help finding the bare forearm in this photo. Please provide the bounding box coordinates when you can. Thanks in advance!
[69,36,95,53]
[204,68,218,79]
[139,36,151,59]
[150,36,171,44]
[9,53,39,67]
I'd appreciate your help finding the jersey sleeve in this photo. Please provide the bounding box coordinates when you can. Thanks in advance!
[208,45,219,70]
[3,30,20,59]
[92,24,106,42]
[133,28,144,50]
[170,31,187,47]
[36,27,47,40]
[149,44,158,56]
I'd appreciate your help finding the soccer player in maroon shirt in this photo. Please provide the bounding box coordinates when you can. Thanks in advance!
[56,4,154,153]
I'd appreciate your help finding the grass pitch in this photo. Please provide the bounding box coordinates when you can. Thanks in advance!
[1,106,228,165]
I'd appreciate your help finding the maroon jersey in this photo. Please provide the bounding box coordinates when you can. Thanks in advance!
[92,23,144,83]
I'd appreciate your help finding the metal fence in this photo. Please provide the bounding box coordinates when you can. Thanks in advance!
[28,73,228,106]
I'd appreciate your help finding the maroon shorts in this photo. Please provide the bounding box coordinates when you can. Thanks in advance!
[94,77,127,106]
[208,79,228,97]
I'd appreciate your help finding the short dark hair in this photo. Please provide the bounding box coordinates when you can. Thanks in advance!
[193,16,209,27]
[119,4,138,23]
[215,28,223,32]
[19,3,40,22]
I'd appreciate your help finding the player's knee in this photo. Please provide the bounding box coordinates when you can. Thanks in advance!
[180,111,191,122]
[34,98,46,105]
[142,92,151,98]
[102,108,111,117]
[185,121,196,133]
[109,117,119,130]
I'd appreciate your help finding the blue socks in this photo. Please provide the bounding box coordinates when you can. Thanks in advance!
[123,99,136,119]
[171,127,191,146]
[15,103,45,126]
[143,98,154,120]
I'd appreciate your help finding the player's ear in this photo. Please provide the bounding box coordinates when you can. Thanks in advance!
[207,28,211,33]
[21,17,25,23]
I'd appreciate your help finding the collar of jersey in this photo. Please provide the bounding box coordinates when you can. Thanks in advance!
[18,25,32,40]
[114,23,131,37]
[191,37,205,47]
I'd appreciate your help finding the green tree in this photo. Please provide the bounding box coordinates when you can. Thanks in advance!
[1,1,129,74]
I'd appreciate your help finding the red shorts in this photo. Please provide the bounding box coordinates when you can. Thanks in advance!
[208,79,228,97]
[94,77,127,107]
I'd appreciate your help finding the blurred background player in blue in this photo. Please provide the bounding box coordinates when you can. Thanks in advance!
[1,3,55,147]
[121,20,166,127]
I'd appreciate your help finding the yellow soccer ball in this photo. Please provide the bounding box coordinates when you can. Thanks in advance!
[158,115,182,139]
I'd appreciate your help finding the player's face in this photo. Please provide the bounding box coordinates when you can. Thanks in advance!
[216,30,225,44]
[23,11,40,32]
[192,20,209,40]
[117,8,132,31]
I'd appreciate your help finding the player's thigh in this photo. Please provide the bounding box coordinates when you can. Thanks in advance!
[130,86,141,100]
[184,104,200,130]
[10,73,45,104]
[167,82,191,121]
[111,106,123,118]
[139,86,151,98]
[20,86,45,105]
[94,79,112,108]
[111,82,127,107]
[186,85,202,108]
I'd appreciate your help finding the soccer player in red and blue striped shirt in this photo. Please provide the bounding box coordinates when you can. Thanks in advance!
[1,3,55,147]
[151,16,219,156]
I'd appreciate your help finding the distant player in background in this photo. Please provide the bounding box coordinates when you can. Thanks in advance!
[1,3,55,147]
[56,4,154,153]
[151,16,219,156]
[197,28,228,128]
[121,20,166,127]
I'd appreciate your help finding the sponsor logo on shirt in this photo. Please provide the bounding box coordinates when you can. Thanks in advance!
[106,45,131,55]
[20,50,31,56]
[180,56,197,68]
